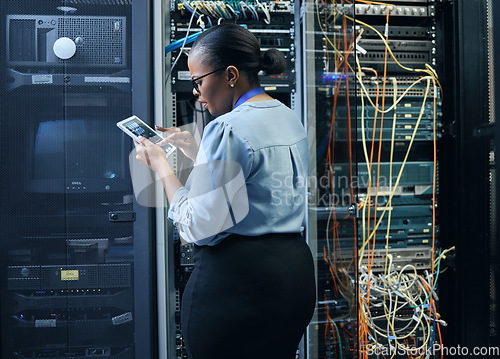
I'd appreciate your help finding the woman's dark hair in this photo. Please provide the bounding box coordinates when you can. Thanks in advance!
[190,23,286,83]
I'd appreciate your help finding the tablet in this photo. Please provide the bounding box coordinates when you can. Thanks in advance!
[117,115,176,158]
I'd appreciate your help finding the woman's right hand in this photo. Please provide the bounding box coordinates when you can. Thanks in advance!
[155,126,199,162]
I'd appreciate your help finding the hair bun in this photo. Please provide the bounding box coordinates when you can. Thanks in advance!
[260,49,286,75]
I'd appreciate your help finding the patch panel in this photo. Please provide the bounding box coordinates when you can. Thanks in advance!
[357,50,430,64]
[337,246,434,273]
[353,4,433,17]
[358,128,437,142]
[337,77,439,98]
[342,161,435,187]
[358,38,434,53]
[306,3,434,18]
[359,25,433,40]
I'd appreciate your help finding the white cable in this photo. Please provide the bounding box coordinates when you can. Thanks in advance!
[167,2,200,83]
[239,1,248,19]
[256,0,271,24]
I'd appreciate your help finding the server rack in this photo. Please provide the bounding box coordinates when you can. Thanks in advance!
[161,1,301,358]
[0,0,157,358]
[301,1,443,358]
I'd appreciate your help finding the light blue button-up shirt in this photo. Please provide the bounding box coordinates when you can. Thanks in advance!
[168,99,308,246]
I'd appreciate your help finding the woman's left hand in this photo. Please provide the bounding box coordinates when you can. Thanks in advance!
[134,136,168,173]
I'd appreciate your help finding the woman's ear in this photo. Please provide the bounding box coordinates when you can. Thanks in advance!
[226,66,239,87]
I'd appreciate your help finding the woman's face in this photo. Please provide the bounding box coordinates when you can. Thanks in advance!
[188,51,233,117]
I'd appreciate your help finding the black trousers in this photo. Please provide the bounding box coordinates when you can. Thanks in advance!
[181,232,316,359]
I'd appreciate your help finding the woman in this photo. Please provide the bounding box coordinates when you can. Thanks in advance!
[135,23,316,359]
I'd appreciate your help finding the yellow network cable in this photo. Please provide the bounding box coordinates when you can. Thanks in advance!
[359,77,432,250]
[313,1,442,92]
[358,72,372,268]
[314,3,442,356]
[390,268,432,354]
[325,3,442,95]
[339,6,442,86]
[379,76,398,340]
[359,269,432,346]
[316,6,439,257]
[357,75,437,114]
[361,71,439,359]
[357,78,435,355]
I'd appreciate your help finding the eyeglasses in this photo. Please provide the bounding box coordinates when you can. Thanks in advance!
[191,68,225,92]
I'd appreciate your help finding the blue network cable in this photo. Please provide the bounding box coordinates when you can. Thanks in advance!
[165,31,203,55]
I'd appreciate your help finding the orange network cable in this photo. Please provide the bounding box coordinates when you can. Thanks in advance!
[359,68,383,342]
[326,72,342,197]
[324,244,340,297]
[357,69,382,280]
[436,316,443,359]
[323,297,332,344]
[340,10,355,200]
[365,10,391,321]
[366,6,390,243]
[317,2,342,210]
[340,18,357,199]
[411,336,418,359]
[318,5,360,330]
[326,72,345,284]
[358,104,373,354]
[429,310,443,359]
[323,6,356,281]
[358,7,396,356]
[371,6,391,234]
[362,71,380,283]
[316,0,339,279]
[337,14,360,315]
[341,11,361,313]
[404,339,412,359]
[359,78,432,251]
[322,0,330,68]
[420,275,443,359]
[430,77,438,317]
[356,0,396,5]
[324,294,343,358]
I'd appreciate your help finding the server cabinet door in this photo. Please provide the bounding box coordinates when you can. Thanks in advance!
[0,1,156,358]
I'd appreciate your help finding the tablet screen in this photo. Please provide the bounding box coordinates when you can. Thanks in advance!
[122,118,159,141]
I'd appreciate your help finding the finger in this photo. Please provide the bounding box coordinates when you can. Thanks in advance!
[138,136,153,147]
[156,125,181,133]
[160,135,187,147]
[136,153,144,164]
[155,125,168,132]
[144,149,151,166]
[158,131,183,143]
[156,138,173,147]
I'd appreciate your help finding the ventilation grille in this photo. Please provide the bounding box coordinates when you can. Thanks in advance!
[58,16,126,66]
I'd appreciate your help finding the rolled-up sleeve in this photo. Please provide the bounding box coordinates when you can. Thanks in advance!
[168,187,191,226]
[167,119,252,245]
